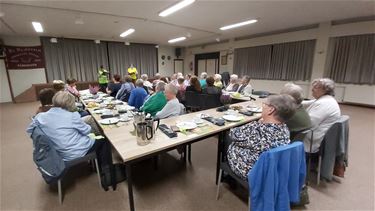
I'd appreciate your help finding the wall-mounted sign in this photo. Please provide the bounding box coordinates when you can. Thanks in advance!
[4,46,45,69]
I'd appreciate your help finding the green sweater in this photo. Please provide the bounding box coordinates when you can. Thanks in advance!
[140,92,167,116]
[286,105,312,138]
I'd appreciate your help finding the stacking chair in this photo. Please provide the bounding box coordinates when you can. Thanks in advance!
[185,91,202,111]
[201,94,222,110]
[57,152,102,204]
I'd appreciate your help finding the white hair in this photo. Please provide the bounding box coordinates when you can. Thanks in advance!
[280,83,304,104]
[141,74,148,81]
[230,74,238,82]
[214,74,222,81]
[200,72,208,79]
[312,78,335,96]
[135,79,144,87]
[165,84,178,95]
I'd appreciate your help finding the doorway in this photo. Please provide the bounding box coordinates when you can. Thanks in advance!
[174,59,184,73]
[194,52,220,76]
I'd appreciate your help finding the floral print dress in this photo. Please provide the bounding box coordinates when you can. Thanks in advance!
[227,121,290,180]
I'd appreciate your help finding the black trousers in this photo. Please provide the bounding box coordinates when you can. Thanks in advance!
[99,83,108,93]
[86,139,112,170]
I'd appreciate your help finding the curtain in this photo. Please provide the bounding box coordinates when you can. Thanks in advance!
[233,40,316,81]
[325,34,375,85]
[41,37,108,82]
[107,42,157,77]
[269,40,315,81]
[233,45,272,79]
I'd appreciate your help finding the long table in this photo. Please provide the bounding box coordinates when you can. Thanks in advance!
[85,99,263,211]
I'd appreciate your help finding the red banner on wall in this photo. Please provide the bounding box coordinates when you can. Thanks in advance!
[4,46,45,69]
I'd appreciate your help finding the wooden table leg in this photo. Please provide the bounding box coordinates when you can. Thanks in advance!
[126,164,135,211]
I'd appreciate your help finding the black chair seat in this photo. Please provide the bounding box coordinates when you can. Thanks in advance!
[220,161,248,189]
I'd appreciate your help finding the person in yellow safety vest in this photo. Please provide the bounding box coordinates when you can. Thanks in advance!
[127,64,138,83]
[98,65,109,92]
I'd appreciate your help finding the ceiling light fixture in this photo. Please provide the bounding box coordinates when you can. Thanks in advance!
[120,28,135,38]
[168,37,186,43]
[159,0,195,17]
[220,19,258,31]
[32,22,43,33]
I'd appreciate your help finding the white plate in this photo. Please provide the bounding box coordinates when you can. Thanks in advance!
[222,115,242,122]
[176,122,197,130]
[194,118,205,124]
[247,107,262,113]
[98,118,119,125]
[113,100,123,105]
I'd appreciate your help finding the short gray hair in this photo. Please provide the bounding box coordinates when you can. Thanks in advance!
[165,84,178,95]
[265,94,297,122]
[201,72,207,79]
[141,74,148,81]
[156,81,166,92]
[52,91,76,112]
[135,79,144,87]
[312,78,335,96]
[280,83,304,104]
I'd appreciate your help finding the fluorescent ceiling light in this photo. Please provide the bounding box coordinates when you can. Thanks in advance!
[168,37,186,43]
[220,19,258,31]
[120,28,135,37]
[159,0,195,17]
[32,22,43,33]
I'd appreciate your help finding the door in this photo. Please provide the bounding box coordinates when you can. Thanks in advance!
[174,59,184,74]
[194,52,220,76]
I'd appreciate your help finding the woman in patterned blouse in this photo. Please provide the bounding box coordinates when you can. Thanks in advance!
[227,94,297,180]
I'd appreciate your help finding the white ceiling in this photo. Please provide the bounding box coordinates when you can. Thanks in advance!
[0,0,374,46]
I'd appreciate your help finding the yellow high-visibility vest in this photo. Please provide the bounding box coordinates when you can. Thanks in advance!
[127,67,137,80]
[98,68,109,84]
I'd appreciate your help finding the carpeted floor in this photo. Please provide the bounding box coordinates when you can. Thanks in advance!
[0,102,374,211]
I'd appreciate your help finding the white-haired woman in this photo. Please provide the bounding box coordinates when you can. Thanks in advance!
[225,74,239,92]
[227,94,297,179]
[214,74,223,89]
[26,91,111,170]
[141,74,153,89]
[280,83,312,139]
[302,78,341,152]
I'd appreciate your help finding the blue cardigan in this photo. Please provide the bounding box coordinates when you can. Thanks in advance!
[128,87,148,109]
[248,142,306,211]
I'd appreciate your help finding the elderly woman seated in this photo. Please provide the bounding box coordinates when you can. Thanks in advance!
[303,78,341,153]
[236,75,253,96]
[140,81,167,116]
[199,72,208,89]
[128,79,148,110]
[214,74,223,89]
[36,88,55,114]
[203,76,221,95]
[27,91,111,169]
[225,74,239,92]
[155,84,185,119]
[116,75,135,102]
[227,94,297,180]
[280,83,312,139]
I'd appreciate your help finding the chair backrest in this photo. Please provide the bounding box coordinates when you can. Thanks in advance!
[249,142,306,211]
[185,91,202,109]
[31,126,66,184]
[200,93,222,110]
[291,128,312,142]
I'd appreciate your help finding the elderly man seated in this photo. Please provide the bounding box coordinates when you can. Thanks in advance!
[155,84,185,119]
[280,83,312,139]
[303,78,341,153]
[236,75,253,96]
[140,81,167,116]
[128,79,148,110]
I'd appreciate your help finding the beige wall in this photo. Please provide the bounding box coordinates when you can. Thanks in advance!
[184,20,375,105]
[1,35,47,98]
[0,59,12,103]
[158,45,177,77]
